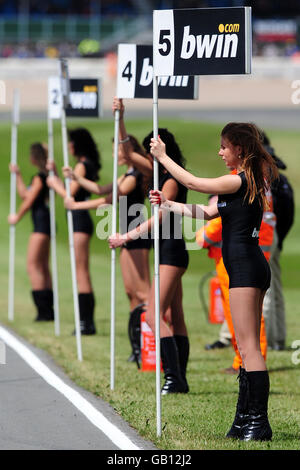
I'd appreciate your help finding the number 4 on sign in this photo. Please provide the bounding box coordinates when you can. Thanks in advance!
[122,61,133,82]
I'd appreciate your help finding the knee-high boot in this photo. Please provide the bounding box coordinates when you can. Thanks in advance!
[31,289,54,321]
[78,292,96,335]
[127,303,145,365]
[226,367,248,438]
[174,335,190,393]
[240,370,272,441]
[160,337,187,395]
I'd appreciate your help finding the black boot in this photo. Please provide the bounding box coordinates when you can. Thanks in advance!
[77,292,96,335]
[226,367,248,438]
[240,370,272,441]
[32,289,54,321]
[127,303,145,367]
[174,335,190,393]
[160,337,187,395]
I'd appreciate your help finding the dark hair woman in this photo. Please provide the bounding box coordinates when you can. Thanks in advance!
[109,122,190,395]
[149,122,279,441]
[8,142,54,322]
[47,128,101,335]
[63,101,153,363]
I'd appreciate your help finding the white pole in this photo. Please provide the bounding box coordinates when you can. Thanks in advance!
[47,115,60,336]
[110,109,120,390]
[153,75,162,437]
[60,107,83,362]
[8,88,20,322]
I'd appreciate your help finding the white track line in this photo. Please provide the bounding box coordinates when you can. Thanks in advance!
[0,325,141,450]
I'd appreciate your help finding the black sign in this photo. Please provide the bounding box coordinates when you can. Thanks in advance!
[66,79,101,117]
[136,45,197,99]
[117,44,198,100]
[153,7,252,76]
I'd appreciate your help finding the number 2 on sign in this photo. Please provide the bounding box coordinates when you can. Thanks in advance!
[159,30,171,56]
[52,89,59,105]
[122,61,133,81]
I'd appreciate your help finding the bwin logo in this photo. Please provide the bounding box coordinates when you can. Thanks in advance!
[252,227,259,238]
[180,25,239,60]
[69,91,97,109]
[139,58,189,87]
[218,23,240,33]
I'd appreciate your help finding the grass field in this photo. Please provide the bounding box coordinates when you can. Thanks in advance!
[0,117,299,450]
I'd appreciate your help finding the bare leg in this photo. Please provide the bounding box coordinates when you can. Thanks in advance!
[74,232,93,293]
[145,265,187,394]
[229,287,266,372]
[145,265,185,338]
[41,238,52,289]
[27,233,51,290]
[169,280,188,337]
[119,248,151,311]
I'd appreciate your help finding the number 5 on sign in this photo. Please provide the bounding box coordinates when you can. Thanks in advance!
[153,10,175,77]
[153,7,252,77]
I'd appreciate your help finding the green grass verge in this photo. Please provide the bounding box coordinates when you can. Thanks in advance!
[0,118,299,450]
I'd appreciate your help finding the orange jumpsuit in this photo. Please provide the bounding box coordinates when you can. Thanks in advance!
[196,194,275,370]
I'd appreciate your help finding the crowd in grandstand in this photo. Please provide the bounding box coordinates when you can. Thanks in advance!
[0,1,299,58]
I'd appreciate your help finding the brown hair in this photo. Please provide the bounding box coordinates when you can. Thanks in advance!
[221,123,279,210]
[30,142,48,172]
[113,134,152,196]
[128,135,152,196]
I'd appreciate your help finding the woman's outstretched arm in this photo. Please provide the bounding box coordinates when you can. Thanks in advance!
[150,137,241,195]
[149,189,219,220]
[64,196,109,211]
[62,166,111,196]
[8,176,43,224]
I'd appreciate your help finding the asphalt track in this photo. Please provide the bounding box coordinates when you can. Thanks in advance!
[0,107,299,130]
[0,325,155,451]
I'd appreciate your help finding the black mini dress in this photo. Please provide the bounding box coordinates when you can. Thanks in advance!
[72,160,95,235]
[217,171,271,291]
[120,167,152,251]
[31,172,50,236]
[157,171,189,269]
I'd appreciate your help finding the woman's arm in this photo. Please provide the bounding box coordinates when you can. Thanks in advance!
[47,174,67,198]
[149,190,219,221]
[63,166,113,196]
[125,151,153,177]
[150,137,241,195]
[112,97,153,177]
[47,162,87,199]
[8,176,43,224]
[108,176,178,248]
[64,196,109,211]
[64,172,137,211]
[108,207,163,248]
[9,164,28,199]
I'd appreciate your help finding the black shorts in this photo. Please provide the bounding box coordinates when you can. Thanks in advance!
[32,209,50,236]
[123,237,152,251]
[223,243,271,291]
[72,210,94,235]
[159,238,189,269]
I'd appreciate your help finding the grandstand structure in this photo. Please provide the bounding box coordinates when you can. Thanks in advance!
[0,1,299,58]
